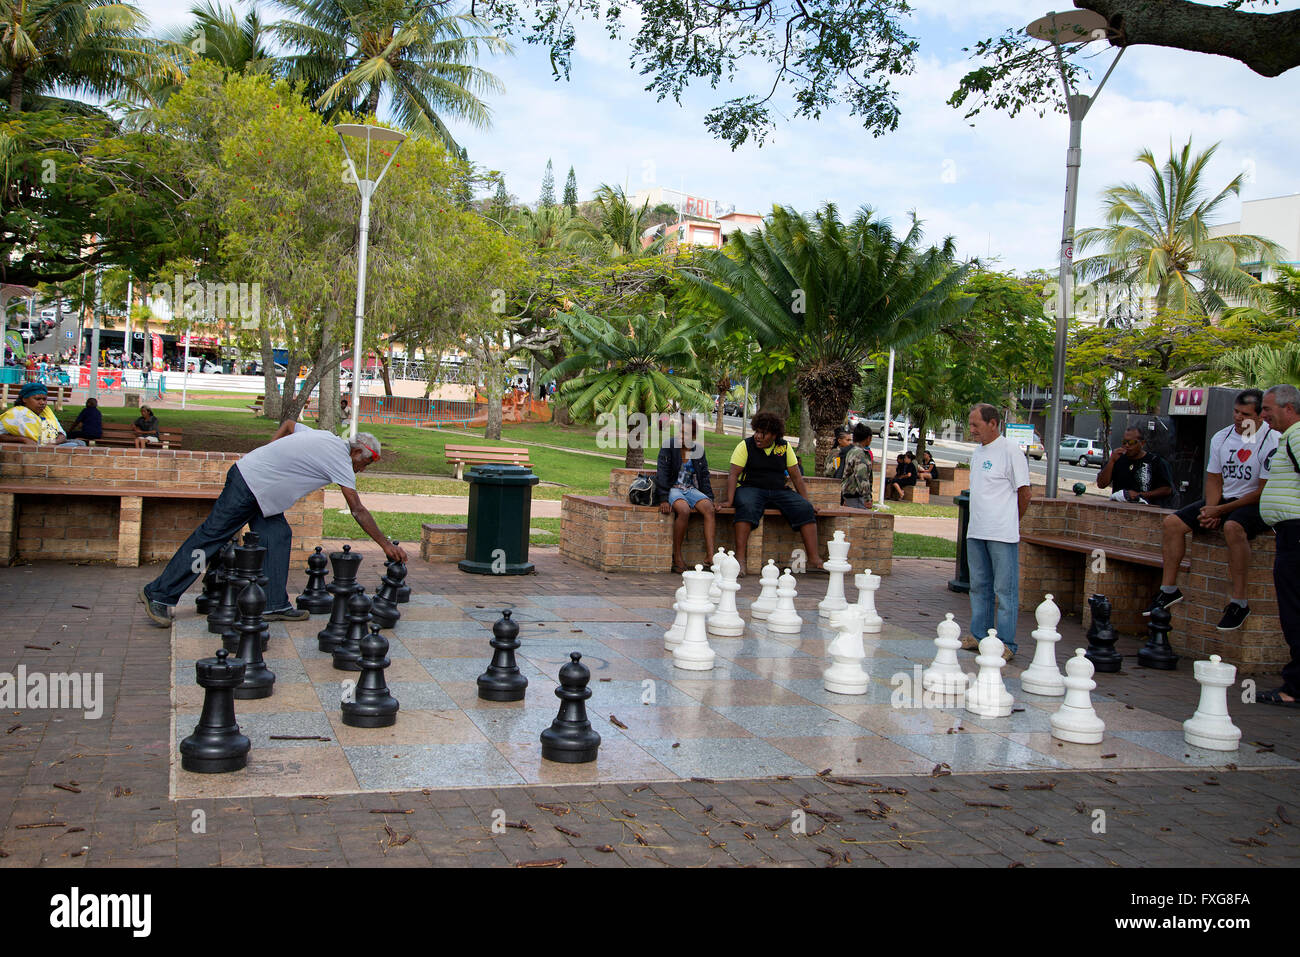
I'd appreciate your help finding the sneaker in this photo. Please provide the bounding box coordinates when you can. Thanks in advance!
[264,607,311,622]
[1216,603,1251,632]
[960,635,980,652]
[1143,589,1183,617]
[138,586,173,628]
[1002,646,1016,663]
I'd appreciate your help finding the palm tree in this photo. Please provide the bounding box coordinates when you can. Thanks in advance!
[563,183,666,258]
[682,203,975,469]
[1214,343,1300,389]
[1074,140,1282,318]
[269,0,508,153]
[513,204,570,250]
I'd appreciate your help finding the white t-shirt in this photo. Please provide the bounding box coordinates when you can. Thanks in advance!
[1207,422,1279,500]
[235,424,356,517]
[968,435,1031,543]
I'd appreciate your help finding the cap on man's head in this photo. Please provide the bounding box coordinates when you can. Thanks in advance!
[19,382,47,401]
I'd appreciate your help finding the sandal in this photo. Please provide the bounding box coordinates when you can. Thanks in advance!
[670,562,686,575]
[1259,688,1300,709]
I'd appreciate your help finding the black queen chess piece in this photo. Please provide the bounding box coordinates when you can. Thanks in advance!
[333,590,371,672]
[540,652,600,764]
[179,649,251,773]
[370,556,406,630]
[233,580,276,699]
[318,544,363,653]
[195,539,234,615]
[1084,593,1123,673]
[477,610,528,702]
[1137,604,1180,670]
[297,546,333,614]
[341,622,400,728]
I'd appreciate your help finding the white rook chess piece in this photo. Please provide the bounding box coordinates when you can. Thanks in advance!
[709,547,726,604]
[853,570,882,635]
[922,613,969,695]
[823,606,869,695]
[1050,649,1106,744]
[750,560,780,621]
[965,630,1013,718]
[707,550,746,638]
[1020,594,1065,697]
[1183,655,1242,751]
[765,569,803,635]
[664,576,688,651]
[818,530,852,619]
[673,565,716,671]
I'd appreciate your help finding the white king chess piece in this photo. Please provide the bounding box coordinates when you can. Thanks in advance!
[965,630,1014,718]
[1050,649,1106,744]
[708,547,726,605]
[672,565,717,671]
[664,575,689,652]
[818,530,852,620]
[823,605,869,695]
[707,550,746,638]
[765,568,803,635]
[853,570,883,635]
[1020,594,1065,697]
[750,560,780,621]
[922,613,969,696]
[1183,655,1242,751]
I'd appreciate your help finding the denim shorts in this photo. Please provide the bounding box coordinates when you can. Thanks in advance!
[668,487,711,508]
[733,486,816,529]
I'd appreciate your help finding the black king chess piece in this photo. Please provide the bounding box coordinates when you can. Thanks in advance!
[477,610,528,702]
[370,558,406,629]
[1137,604,1180,670]
[333,590,371,671]
[179,649,251,773]
[1084,593,1123,673]
[318,544,363,653]
[342,622,400,727]
[540,652,600,764]
[297,546,333,613]
[233,579,276,699]
[195,540,234,615]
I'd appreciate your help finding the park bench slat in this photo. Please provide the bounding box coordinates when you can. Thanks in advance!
[1020,533,1186,570]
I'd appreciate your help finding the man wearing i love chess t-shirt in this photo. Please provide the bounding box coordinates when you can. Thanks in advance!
[1145,389,1280,632]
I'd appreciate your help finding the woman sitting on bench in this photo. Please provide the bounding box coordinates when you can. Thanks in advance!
[133,406,161,448]
[888,452,919,500]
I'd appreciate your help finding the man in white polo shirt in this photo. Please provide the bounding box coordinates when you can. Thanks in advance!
[139,420,406,627]
[962,403,1032,661]
[1259,384,1300,707]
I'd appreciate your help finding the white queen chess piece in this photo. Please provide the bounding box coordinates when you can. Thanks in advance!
[1050,649,1106,744]
[965,630,1014,718]
[1020,594,1066,697]
[750,560,780,621]
[853,570,882,635]
[922,613,969,696]
[765,568,803,635]
[672,565,717,671]
[823,605,869,695]
[1183,655,1242,751]
[664,576,688,651]
[818,530,852,619]
[707,550,746,638]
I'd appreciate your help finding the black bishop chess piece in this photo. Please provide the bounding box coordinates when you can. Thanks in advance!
[318,544,363,653]
[224,538,270,654]
[342,622,400,727]
[333,590,371,672]
[1137,604,1180,670]
[1084,593,1123,673]
[477,610,528,702]
[296,546,333,614]
[540,652,600,764]
[233,579,276,699]
[195,540,234,615]
[370,559,406,630]
[179,649,251,773]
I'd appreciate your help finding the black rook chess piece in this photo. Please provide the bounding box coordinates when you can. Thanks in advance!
[370,559,406,630]
[179,649,251,773]
[318,544,363,652]
[1137,604,1180,670]
[233,580,276,699]
[477,610,528,702]
[540,652,600,764]
[1084,593,1123,673]
[195,540,233,615]
[341,623,400,727]
[297,546,333,613]
[333,590,371,671]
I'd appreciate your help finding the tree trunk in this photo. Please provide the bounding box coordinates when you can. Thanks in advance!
[378,350,394,397]
[798,400,814,460]
[260,324,281,420]
[9,68,23,111]
[715,393,725,434]
[758,368,792,422]
[483,356,504,441]
[624,439,645,469]
[317,322,341,432]
[914,409,928,458]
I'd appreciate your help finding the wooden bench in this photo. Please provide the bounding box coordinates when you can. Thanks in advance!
[445,444,532,480]
[1020,533,1188,571]
[89,422,184,449]
[249,394,264,414]
[1,382,74,410]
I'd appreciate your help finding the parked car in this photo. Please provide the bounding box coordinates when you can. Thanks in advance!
[187,358,222,374]
[863,414,906,441]
[908,426,937,443]
[1059,435,1106,467]
[1024,432,1045,460]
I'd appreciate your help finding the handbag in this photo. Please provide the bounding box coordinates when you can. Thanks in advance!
[627,473,655,506]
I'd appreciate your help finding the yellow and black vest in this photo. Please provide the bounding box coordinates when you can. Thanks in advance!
[739,435,790,490]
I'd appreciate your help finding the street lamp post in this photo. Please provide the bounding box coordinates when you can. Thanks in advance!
[1025,10,1125,497]
[335,124,407,438]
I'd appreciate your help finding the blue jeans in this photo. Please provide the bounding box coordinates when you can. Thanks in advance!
[967,537,1020,653]
[668,487,710,508]
[143,465,293,611]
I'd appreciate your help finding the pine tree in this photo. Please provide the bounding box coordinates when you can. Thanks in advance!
[539,159,556,209]
[456,147,473,210]
[490,178,510,220]
[563,166,578,212]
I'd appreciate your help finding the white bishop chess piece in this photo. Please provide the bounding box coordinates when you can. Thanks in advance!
[664,574,688,652]
[672,565,716,671]
[965,630,1014,718]
[818,530,852,619]
[1183,655,1242,751]
[750,560,780,621]
[707,550,746,638]
[922,613,969,696]
[708,547,726,605]
[765,568,803,635]
[853,570,883,635]
[1050,649,1106,744]
[823,605,869,695]
[1020,594,1065,697]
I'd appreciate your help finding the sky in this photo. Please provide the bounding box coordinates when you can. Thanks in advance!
[136,0,1299,274]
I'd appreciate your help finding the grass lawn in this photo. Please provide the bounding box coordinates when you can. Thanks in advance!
[324,510,561,546]
[878,502,959,519]
[892,532,957,559]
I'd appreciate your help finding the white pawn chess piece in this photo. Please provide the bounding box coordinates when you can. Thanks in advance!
[750,560,780,620]
[818,530,852,619]
[708,547,726,604]
[664,577,688,651]
[965,630,1014,718]
[1020,594,1066,697]
[1050,649,1106,744]
[1183,655,1242,751]
[823,605,870,695]
[922,613,969,695]
[765,568,803,635]
[707,550,746,638]
[672,565,716,671]
[854,570,883,635]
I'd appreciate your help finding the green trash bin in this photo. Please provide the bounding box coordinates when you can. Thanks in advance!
[947,488,971,593]
[458,464,540,575]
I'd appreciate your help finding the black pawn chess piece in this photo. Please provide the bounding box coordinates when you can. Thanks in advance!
[540,652,600,764]
[342,623,399,727]
[195,540,233,615]
[297,546,333,613]
[477,610,528,702]
[318,544,363,653]
[179,649,251,773]
[233,580,276,699]
[333,590,371,672]
[370,560,406,630]
[224,538,269,654]
[390,542,411,604]
[1084,593,1123,673]
[1137,604,1180,670]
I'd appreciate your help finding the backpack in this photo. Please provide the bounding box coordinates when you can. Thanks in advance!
[627,473,655,506]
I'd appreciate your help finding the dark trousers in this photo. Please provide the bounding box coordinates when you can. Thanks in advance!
[143,465,293,611]
[1275,521,1300,695]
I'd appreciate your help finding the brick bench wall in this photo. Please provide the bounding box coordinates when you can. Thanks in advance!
[421,523,468,563]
